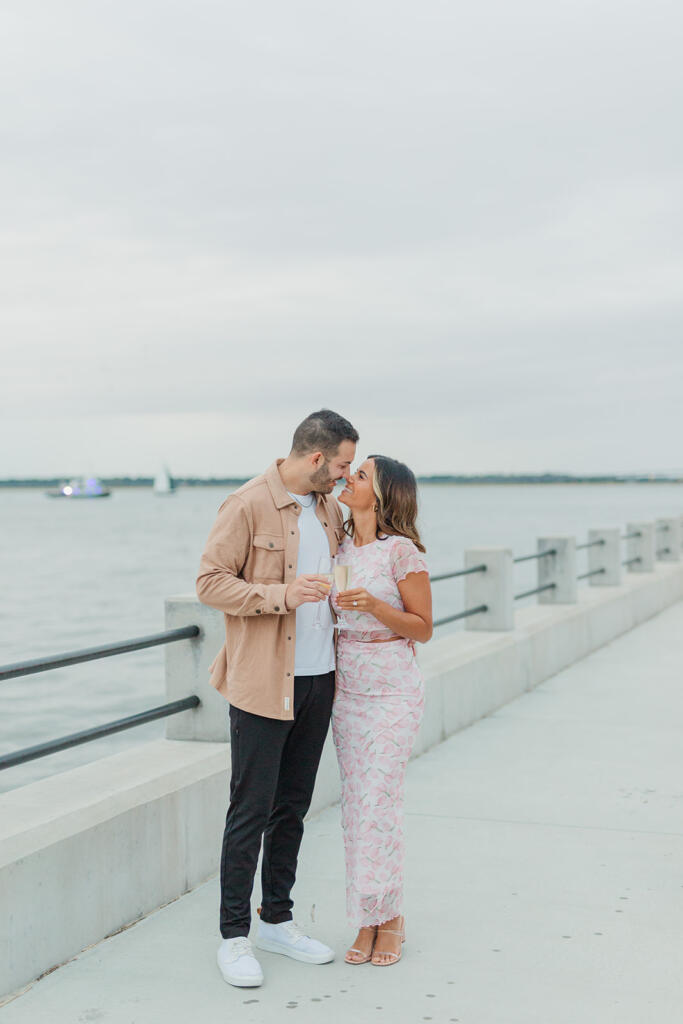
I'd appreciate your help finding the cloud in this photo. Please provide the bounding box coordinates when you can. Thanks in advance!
[1,0,682,474]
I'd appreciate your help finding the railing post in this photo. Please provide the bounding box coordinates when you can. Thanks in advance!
[464,548,513,631]
[165,595,229,741]
[587,528,621,585]
[655,518,681,561]
[537,536,577,603]
[626,522,655,572]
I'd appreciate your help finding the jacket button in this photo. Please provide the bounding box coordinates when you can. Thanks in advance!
[274,605,280,612]
[268,542,274,548]
[324,522,327,527]
[288,563,293,569]
[256,609,262,614]
[288,636,292,640]
[287,672,291,677]
[291,530,295,535]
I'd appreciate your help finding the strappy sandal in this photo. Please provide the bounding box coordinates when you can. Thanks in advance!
[344,926,378,965]
[371,917,405,967]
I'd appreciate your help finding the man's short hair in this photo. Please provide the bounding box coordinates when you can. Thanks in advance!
[291,409,359,459]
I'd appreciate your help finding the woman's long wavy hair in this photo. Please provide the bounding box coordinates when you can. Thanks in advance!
[344,455,426,553]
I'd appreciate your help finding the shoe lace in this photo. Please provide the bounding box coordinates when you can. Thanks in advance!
[282,920,308,941]
[231,936,254,958]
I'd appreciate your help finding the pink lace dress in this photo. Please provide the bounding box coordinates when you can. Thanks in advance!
[331,532,429,927]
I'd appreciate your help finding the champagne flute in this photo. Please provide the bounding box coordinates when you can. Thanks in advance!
[333,558,353,630]
[312,555,334,630]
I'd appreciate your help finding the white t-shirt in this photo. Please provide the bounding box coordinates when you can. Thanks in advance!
[287,492,335,676]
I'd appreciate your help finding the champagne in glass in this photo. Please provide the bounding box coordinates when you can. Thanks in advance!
[333,563,351,592]
[313,555,334,630]
[333,559,352,630]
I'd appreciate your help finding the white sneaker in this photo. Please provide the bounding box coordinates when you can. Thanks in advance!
[256,920,335,964]
[217,936,264,987]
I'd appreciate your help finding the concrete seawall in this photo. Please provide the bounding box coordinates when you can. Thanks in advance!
[2,560,683,999]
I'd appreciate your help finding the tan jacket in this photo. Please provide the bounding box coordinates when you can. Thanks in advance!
[196,460,345,720]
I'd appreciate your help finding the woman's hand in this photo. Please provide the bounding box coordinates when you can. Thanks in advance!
[336,588,378,615]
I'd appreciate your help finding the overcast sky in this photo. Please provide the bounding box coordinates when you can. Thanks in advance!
[1,0,682,477]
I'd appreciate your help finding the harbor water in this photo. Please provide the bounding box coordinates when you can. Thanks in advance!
[2,482,682,792]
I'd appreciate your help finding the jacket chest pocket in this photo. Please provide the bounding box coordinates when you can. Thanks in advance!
[251,534,285,581]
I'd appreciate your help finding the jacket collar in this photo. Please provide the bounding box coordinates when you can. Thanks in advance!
[265,459,327,511]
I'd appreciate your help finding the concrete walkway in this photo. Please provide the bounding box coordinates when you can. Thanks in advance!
[4,600,683,1024]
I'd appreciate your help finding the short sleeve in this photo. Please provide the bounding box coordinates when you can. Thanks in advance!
[391,535,429,584]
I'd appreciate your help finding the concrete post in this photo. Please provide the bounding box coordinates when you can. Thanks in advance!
[165,595,229,741]
[537,536,577,603]
[587,528,621,586]
[626,522,655,572]
[655,518,681,562]
[464,548,514,631]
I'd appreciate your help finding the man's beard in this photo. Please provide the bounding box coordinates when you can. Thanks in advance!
[309,462,335,493]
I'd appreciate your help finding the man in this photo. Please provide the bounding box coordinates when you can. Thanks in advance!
[196,409,359,988]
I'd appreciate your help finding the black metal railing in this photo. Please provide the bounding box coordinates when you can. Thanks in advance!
[515,582,556,601]
[0,697,200,771]
[0,626,202,771]
[430,564,487,626]
[405,514,680,628]
[0,626,200,683]
[577,568,606,581]
[513,549,557,564]
[430,564,486,583]
[433,604,488,628]
[574,536,608,581]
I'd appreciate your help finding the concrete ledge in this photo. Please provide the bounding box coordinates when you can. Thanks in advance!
[0,741,228,999]
[2,560,683,998]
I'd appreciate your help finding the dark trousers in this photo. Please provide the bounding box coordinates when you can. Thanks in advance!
[219,672,335,939]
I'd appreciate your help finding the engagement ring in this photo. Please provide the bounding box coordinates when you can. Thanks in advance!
[353,600,358,607]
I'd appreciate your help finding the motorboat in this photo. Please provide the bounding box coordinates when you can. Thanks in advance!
[46,476,111,498]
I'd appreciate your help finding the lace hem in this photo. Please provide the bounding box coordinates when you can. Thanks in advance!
[391,537,429,584]
[394,565,429,585]
[347,885,403,928]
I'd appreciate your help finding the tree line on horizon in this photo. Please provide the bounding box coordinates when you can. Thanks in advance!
[1,473,682,488]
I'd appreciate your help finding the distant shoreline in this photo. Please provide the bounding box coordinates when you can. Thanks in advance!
[2,475,682,488]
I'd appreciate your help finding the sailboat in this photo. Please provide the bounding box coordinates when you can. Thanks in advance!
[153,465,176,496]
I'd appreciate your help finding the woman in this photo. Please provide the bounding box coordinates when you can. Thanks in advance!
[331,455,432,967]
